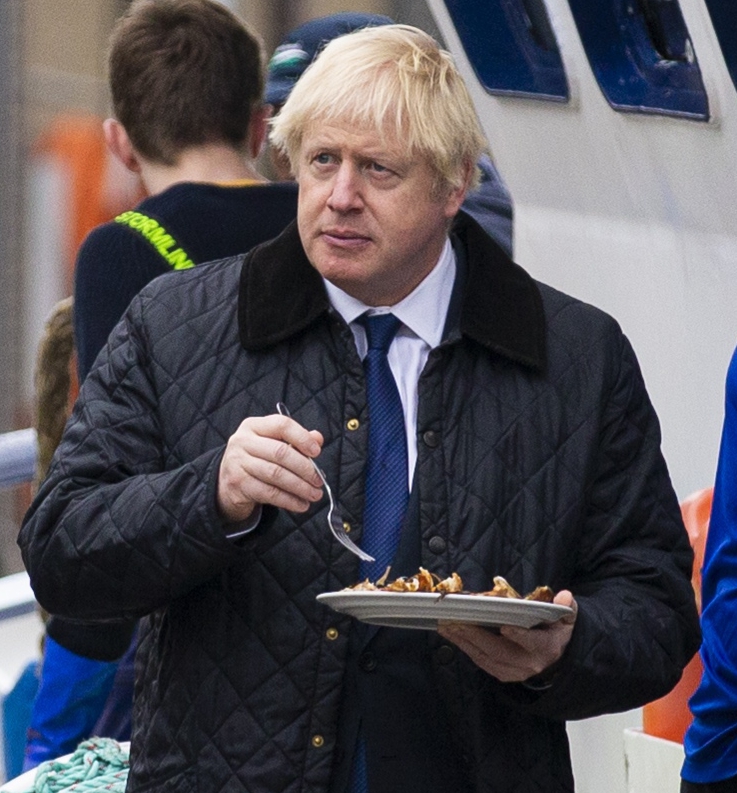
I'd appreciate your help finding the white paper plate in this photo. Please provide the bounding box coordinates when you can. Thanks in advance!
[316,590,572,630]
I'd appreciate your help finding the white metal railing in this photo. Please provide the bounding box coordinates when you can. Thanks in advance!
[0,431,41,786]
[0,573,35,622]
[0,428,38,622]
[0,429,36,491]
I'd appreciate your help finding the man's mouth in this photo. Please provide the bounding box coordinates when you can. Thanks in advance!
[321,228,371,247]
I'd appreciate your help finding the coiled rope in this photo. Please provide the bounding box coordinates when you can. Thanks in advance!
[32,738,129,793]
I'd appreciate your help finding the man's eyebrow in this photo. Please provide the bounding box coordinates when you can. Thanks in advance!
[362,151,412,171]
[303,139,339,154]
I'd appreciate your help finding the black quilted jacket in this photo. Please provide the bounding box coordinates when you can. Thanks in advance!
[20,214,700,793]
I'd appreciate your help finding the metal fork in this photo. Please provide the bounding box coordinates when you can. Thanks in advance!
[276,403,374,562]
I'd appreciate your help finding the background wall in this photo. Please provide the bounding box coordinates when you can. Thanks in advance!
[0,2,26,578]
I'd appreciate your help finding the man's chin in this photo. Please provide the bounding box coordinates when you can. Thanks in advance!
[324,271,370,294]
[319,267,376,302]
[313,253,368,281]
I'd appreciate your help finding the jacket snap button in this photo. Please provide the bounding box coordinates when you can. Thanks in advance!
[422,430,439,447]
[311,734,325,748]
[428,535,446,554]
[359,652,377,672]
[342,522,351,533]
[326,627,339,641]
[346,418,360,431]
[436,644,455,665]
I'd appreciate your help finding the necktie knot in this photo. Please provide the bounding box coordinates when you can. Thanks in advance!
[361,313,402,354]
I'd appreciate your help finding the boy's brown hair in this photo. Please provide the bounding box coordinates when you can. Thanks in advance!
[108,0,264,165]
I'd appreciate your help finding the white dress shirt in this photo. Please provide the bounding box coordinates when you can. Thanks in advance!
[324,237,456,488]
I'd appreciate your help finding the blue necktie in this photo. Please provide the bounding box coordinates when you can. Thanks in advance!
[350,313,409,793]
[358,313,409,581]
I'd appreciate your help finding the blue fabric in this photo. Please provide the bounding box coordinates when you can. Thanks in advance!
[91,634,136,742]
[3,660,39,780]
[350,314,408,793]
[357,313,409,581]
[683,347,737,783]
[23,636,119,771]
[461,154,514,258]
[349,735,369,793]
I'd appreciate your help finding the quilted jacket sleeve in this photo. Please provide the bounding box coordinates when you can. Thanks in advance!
[19,294,248,622]
[505,329,701,719]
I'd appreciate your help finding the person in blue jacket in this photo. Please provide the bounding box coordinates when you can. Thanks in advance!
[682,347,737,792]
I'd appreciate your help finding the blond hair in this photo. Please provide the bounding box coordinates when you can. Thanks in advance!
[269,24,486,192]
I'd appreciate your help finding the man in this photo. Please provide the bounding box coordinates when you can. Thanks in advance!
[20,24,700,793]
[263,12,514,257]
[25,0,297,769]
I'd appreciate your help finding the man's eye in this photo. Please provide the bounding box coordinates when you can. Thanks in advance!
[313,153,333,165]
[369,161,389,173]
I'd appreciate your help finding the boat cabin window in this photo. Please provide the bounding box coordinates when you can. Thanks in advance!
[442,0,569,101]
[703,0,737,98]
[567,0,709,120]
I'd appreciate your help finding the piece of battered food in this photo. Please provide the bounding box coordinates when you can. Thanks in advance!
[346,569,553,601]
[479,576,522,599]
[523,585,555,603]
[349,567,463,593]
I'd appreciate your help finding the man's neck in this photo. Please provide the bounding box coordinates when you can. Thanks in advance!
[140,143,267,195]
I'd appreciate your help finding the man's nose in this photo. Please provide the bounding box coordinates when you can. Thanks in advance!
[327,163,363,212]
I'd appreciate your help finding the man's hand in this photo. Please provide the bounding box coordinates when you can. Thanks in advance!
[437,590,577,683]
[217,414,325,523]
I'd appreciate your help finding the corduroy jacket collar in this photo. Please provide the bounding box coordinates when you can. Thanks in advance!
[238,210,545,370]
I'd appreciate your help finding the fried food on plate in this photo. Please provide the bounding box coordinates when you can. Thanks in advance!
[346,568,555,602]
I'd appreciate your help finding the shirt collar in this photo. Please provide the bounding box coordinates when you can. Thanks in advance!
[324,238,456,348]
[238,214,544,371]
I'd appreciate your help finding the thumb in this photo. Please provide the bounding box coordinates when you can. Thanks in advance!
[553,589,577,624]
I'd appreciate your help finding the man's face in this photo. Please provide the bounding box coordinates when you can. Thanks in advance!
[296,119,467,306]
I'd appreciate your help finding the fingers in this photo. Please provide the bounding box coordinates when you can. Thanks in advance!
[497,622,572,665]
[553,590,578,623]
[217,414,326,522]
[438,594,578,682]
[438,623,539,681]
[273,416,324,459]
[500,593,577,644]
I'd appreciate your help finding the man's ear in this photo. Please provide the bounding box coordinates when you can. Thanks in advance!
[247,105,271,160]
[444,160,474,219]
[103,118,141,173]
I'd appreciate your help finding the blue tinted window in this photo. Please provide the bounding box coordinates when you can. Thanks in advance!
[568,0,709,120]
[443,0,569,101]
[703,1,737,96]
